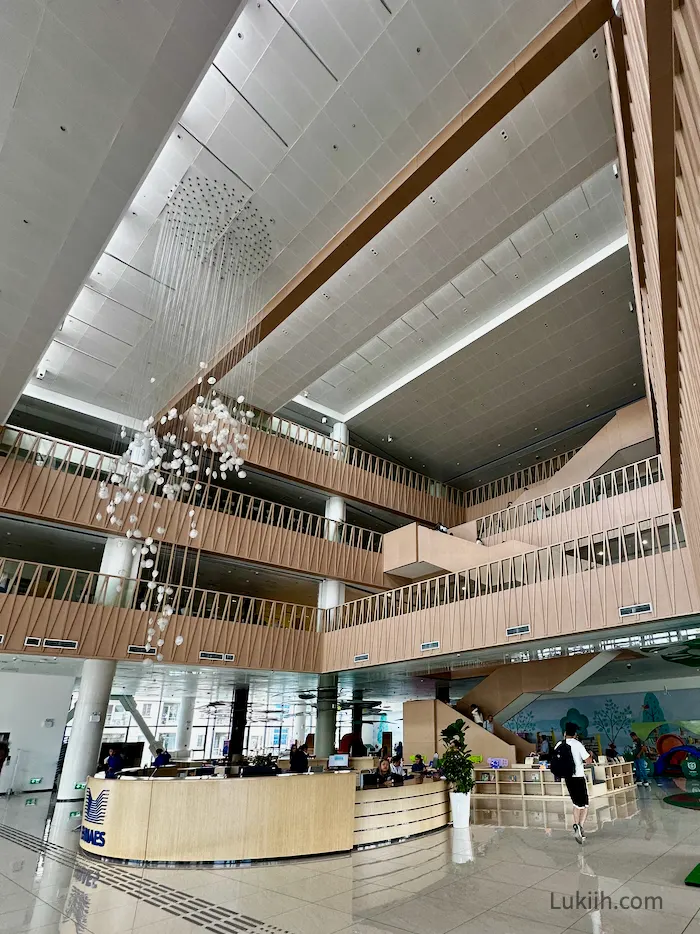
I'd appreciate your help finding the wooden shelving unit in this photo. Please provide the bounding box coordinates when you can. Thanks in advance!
[473,761,634,799]
[472,787,638,830]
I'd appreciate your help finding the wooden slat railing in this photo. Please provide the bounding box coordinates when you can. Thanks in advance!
[476,454,663,541]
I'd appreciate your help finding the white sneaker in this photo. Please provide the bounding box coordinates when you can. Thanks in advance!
[573,823,584,844]
[643,781,650,787]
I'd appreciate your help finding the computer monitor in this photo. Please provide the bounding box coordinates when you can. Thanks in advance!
[328,754,349,769]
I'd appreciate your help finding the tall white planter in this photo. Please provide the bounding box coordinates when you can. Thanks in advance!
[449,790,471,829]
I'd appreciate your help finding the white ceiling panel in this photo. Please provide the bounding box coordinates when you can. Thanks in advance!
[29,0,626,437]
[0,0,247,420]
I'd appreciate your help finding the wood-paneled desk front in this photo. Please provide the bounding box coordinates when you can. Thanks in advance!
[79,773,450,864]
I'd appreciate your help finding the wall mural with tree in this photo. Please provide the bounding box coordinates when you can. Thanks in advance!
[503,709,536,735]
[502,686,700,752]
[592,698,632,745]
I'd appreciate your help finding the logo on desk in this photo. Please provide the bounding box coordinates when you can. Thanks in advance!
[85,788,109,825]
[81,826,106,847]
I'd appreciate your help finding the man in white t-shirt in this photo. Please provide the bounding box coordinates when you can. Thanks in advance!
[561,722,592,843]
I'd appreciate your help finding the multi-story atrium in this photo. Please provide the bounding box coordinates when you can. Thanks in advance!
[2,1,700,932]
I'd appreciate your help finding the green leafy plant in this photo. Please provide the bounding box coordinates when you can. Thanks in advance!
[252,754,277,767]
[437,719,475,795]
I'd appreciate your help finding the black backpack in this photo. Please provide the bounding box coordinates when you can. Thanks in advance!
[549,740,575,780]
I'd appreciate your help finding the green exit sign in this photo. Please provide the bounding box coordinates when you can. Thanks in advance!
[69,811,81,819]
[29,777,43,785]
[74,782,86,790]
[25,798,38,807]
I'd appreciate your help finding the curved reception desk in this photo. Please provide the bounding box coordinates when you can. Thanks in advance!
[80,773,449,864]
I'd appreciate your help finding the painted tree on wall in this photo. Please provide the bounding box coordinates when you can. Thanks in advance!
[592,698,633,745]
[641,692,672,735]
[504,709,536,734]
[560,708,589,737]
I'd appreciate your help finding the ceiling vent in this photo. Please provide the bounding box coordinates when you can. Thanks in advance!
[0,635,4,645]
[24,637,41,647]
[506,624,531,636]
[353,653,369,663]
[420,640,440,651]
[619,602,653,617]
[43,639,78,650]
[128,644,156,655]
[199,651,236,662]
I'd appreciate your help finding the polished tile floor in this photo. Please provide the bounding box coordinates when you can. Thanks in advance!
[1,782,700,934]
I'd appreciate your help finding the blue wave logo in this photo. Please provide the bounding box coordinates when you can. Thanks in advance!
[85,789,109,825]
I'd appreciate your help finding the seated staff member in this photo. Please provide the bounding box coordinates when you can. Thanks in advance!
[375,757,399,785]
[411,754,427,774]
[390,755,404,776]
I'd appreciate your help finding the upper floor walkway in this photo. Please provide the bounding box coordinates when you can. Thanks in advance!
[244,408,577,525]
[1,509,695,676]
[0,425,385,590]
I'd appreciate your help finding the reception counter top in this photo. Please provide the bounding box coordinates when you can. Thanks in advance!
[80,773,450,864]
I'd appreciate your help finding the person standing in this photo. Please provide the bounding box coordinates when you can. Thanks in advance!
[630,732,650,786]
[152,747,171,767]
[469,704,485,726]
[104,746,124,779]
[290,743,309,774]
[550,723,592,844]
[485,716,495,734]
[539,734,550,761]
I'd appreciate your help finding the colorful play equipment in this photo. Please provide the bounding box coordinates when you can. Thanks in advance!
[654,744,700,776]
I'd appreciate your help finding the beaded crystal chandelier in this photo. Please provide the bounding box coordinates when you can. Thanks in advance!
[95,174,271,660]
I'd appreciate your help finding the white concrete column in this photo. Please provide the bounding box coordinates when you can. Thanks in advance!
[99,536,140,608]
[57,659,116,801]
[314,673,338,758]
[318,490,347,629]
[331,421,349,448]
[317,577,345,632]
[294,706,307,745]
[175,695,196,755]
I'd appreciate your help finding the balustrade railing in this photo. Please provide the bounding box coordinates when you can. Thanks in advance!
[0,557,317,631]
[463,448,580,510]
[0,426,382,554]
[325,511,686,631]
[248,409,465,509]
[476,455,663,540]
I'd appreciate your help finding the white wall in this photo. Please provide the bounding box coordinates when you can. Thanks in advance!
[0,672,75,794]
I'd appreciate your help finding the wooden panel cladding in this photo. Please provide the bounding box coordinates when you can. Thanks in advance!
[0,514,697,674]
[321,512,698,670]
[245,414,466,525]
[0,427,383,588]
[0,558,321,671]
[81,772,356,862]
[163,0,614,419]
[609,0,700,589]
[673,0,700,606]
[353,780,450,847]
[476,455,670,548]
[607,2,680,504]
[246,412,576,524]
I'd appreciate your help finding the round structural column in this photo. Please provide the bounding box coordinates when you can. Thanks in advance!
[57,659,116,801]
[174,695,196,756]
[99,535,140,608]
[314,673,338,758]
[294,705,307,745]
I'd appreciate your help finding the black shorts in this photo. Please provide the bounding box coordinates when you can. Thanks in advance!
[564,776,589,807]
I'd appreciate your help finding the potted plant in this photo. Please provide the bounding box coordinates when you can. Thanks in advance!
[437,719,475,829]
